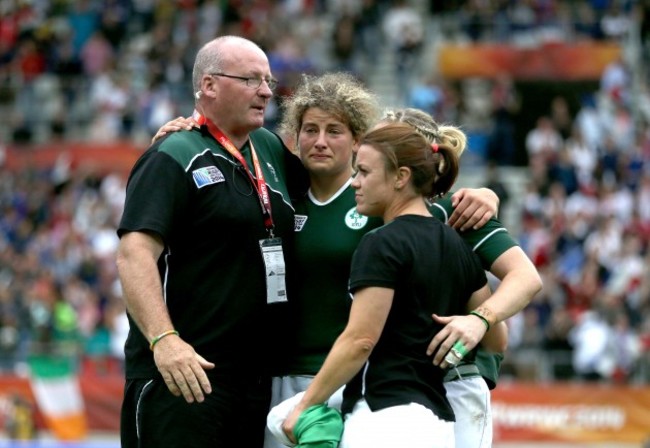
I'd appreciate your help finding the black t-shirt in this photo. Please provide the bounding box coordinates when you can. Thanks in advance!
[118,126,302,378]
[342,215,487,421]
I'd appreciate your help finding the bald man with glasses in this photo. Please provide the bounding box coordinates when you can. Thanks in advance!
[117,35,307,447]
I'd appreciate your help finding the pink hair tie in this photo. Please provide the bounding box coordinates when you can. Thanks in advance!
[431,143,439,153]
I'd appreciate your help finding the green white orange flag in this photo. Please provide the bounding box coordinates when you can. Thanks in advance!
[28,355,87,440]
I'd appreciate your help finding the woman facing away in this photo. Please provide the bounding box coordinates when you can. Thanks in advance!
[383,108,542,448]
[281,123,507,448]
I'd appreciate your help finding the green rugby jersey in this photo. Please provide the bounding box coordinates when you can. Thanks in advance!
[286,180,382,375]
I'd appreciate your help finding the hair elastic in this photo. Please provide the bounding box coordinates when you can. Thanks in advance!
[431,143,439,153]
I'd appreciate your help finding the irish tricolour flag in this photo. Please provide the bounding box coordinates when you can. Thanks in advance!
[28,355,88,440]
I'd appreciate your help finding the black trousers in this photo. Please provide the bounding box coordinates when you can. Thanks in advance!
[121,373,271,447]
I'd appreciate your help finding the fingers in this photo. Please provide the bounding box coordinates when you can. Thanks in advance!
[151,132,166,145]
[428,314,485,365]
[448,188,498,231]
[432,332,455,366]
[151,117,198,144]
[458,209,480,231]
[450,189,464,208]
[189,361,212,398]
[431,313,452,324]
[161,365,211,403]
[449,202,479,230]
[442,340,471,368]
[169,116,198,131]
[193,355,215,396]
[438,336,469,369]
[170,368,196,403]
[427,314,453,357]
[163,366,208,403]
[282,410,300,444]
[443,349,463,368]
[451,206,493,231]
[282,425,297,445]
[154,338,213,403]
[426,332,446,357]
[184,370,203,403]
[451,340,470,358]
[472,211,492,230]
[196,353,216,370]
[447,192,473,228]
[162,372,181,397]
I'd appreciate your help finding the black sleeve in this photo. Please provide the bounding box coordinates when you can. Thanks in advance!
[283,146,309,202]
[118,149,191,242]
[349,231,401,293]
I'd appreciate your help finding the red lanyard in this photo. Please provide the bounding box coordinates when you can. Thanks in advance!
[193,110,275,235]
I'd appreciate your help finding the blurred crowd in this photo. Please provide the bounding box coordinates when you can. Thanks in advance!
[504,66,650,384]
[0,159,129,375]
[3,0,649,144]
[1,0,650,384]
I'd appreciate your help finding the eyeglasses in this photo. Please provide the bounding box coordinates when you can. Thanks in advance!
[210,73,278,91]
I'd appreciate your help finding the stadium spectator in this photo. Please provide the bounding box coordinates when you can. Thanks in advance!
[525,116,564,165]
[382,0,423,103]
[487,72,520,165]
[566,126,598,189]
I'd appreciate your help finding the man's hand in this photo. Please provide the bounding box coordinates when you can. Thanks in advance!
[153,334,215,403]
[448,188,499,231]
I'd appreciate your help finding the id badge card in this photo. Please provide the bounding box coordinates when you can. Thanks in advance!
[259,237,287,304]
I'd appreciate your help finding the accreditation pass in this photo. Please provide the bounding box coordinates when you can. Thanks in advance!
[259,237,287,304]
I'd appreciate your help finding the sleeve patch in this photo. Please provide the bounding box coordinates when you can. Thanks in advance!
[192,166,225,188]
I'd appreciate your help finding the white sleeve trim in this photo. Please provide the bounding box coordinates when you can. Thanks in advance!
[472,228,508,252]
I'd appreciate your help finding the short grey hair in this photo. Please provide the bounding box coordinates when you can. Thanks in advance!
[191,36,264,96]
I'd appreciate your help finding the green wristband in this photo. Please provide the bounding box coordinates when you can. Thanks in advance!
[149,330,179,351]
